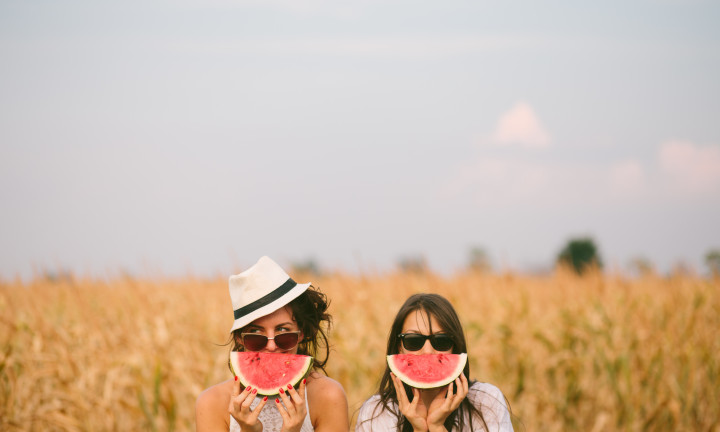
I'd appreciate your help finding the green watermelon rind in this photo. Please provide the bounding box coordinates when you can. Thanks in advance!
[229,352,314,396]
[387,353,467,389]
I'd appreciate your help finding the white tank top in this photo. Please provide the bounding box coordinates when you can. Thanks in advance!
[229,387,314,432]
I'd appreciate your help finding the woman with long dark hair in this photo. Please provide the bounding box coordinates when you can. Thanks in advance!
[356,293,513,432]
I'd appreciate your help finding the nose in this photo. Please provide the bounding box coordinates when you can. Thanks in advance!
[420,339,435,355]
[264,340,278,352]
[263,333,279,353]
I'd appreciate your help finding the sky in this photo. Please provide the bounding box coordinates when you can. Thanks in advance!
[1,0,719,280]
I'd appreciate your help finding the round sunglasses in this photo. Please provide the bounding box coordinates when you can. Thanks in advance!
[398,333,454,352]
[240,331,302,352]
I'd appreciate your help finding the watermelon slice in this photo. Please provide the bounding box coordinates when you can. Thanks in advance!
[387,353,467,389]
[229,351,314,396]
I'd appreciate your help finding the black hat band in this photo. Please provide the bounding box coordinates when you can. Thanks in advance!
[233,278,297,321]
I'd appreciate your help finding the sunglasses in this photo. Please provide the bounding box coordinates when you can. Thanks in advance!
[398,333,454,352]
[240,331,302,352]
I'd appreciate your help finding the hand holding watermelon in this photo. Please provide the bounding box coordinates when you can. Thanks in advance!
[425,374,469,432]
[390,372,431,432]
[390,372,469,432]
[275,380,308,432]
[387,353,470,432]
[229,377,268,432]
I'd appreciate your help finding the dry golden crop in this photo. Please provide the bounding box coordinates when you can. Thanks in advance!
[1,269,718,431]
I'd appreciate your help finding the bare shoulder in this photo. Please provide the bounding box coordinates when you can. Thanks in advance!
[306,372,347,402]
[306,372,349,431]
[197,379,233,406]
[195,380,233,431]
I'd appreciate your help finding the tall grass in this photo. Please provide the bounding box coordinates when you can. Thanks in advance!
[1,269,718,431]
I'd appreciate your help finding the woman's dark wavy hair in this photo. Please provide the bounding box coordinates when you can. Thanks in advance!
[371,293,488,432]
[226,285,332,374]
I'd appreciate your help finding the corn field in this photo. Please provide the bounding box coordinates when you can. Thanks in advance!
[1,269,719,431]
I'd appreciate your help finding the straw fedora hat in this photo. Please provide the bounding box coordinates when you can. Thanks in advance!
[229,256,311,333]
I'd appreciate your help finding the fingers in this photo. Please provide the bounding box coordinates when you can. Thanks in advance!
[286,380,305,406]
[241,387,258,410]
[275,386,297,425]
[430,376,464,412]
[460,373,469,396]
[252,395,269,416]
[229,385,268,430]
[446,376,468,411]
[297,378,306,399]
[229,385,254,416]
[275,394,290,422]
[429,381,452,411]
[411,387,421,408]
[230,385,250,407]
[390,373,409,406]
[443,380,456,409]
[450,375,468,402]
[233,385,249,407]
[276,386,297,415]
[232,376,241,397]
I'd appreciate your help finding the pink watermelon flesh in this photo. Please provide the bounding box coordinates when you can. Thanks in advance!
[229,352,313,396]
[387,353,467,389]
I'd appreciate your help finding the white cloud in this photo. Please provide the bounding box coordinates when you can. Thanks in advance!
[491,102,552,148]
[658,140,720,193]
[445,139,720,208]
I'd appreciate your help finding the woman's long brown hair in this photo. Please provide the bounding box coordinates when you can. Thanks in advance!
[368,293,488,431]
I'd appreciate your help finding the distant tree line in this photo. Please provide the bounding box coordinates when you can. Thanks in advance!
[287,240,720,277]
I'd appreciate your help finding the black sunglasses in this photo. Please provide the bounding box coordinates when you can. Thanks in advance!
[240,331,302,352]
[398,333,454,352]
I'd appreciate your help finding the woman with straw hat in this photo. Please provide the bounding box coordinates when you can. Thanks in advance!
[196,256,349,432]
